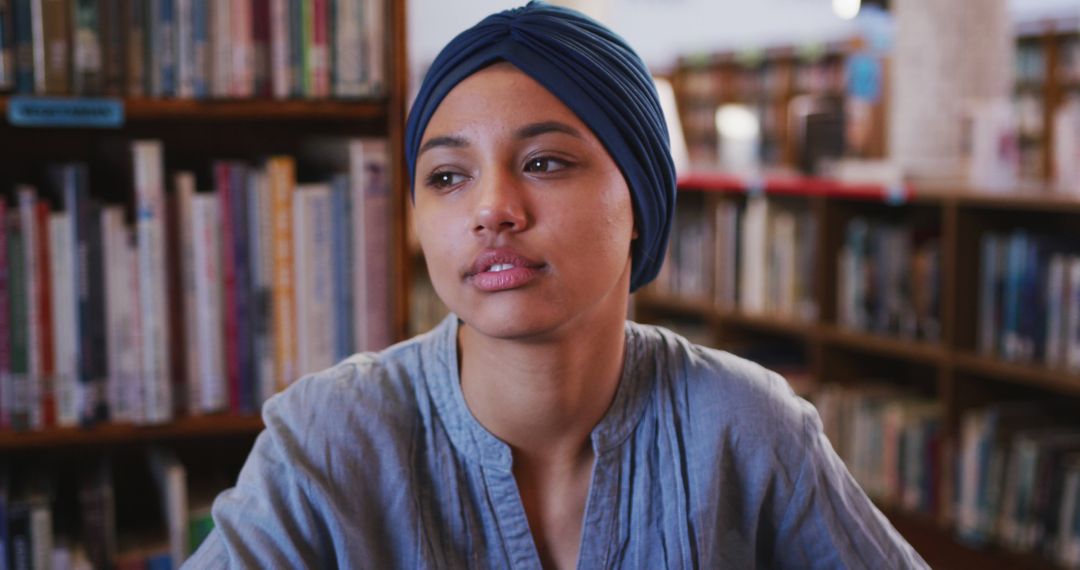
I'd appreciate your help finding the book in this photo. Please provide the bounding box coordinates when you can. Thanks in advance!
[132,140,172,424]
[147,448,188,567]
[189,190,226,413]
[267,156,297,391]
[33,0,71,95]
[229,0,251,97]
[350,138,392,351]
[34,199,54,429]
[44,181,77,428]
[0,199,8,430]
[293,183,336,374]
[0,0,13,91]
[269,0,289,98]
[72,0,104,95]
[16,186,42,431]
[12,0,30,92]
[125,0,145,97]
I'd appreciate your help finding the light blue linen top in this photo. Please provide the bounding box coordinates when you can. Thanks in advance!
[184,315,928,569]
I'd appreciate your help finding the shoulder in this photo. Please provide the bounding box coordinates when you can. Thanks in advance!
[629,322,816,450]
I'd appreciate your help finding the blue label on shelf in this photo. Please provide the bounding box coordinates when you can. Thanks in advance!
[884,183,907,206]
[7,97,125,128]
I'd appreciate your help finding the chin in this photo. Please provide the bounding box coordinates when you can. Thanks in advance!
[455,296,567,341]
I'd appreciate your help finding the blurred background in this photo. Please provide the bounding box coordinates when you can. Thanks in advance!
[1,0,1079,568]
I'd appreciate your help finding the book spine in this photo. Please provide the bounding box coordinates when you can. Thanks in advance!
[191,193,225,412]
[269,0,288,98]
[39,0,69,94]
[362,0,382,94]
[251,169,275,404]
[332,0,360,97]
[189,0,207,98]
[330,175,349,359]
[299,0,310,97]
[7,208,29,431]
[176,173,199,414]
[216,162,240,412]
[35,201,54,429]
[310,0,327,97]
[0,0,14,90]
[125,0,144,97]
[47,210,77,428]
[122,227,144,424]
[175,0,192,97]
[100,207,122,423]
[12,0,30,92]
[72,0,104,95]
[268,157,296,391]
[287,0,302,97]
[292,187,309,375]
[133,140,172,424]
[229,0,251,97]
[17,188,41,430]
[230,164,253,412]
[251,0,269,97]
[209,0,230,97]
[166,173,188,417]
[85,200,108,423]
[360,139,390,350]
[100,0,124,96]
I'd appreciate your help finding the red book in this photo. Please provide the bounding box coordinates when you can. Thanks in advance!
[216,163,241,414]
[310,0,329,97]
[35,201,55,428]
[251,0,271,97]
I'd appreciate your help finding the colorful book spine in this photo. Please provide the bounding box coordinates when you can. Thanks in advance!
[216,162,240,412]
[308,0,328,97]
[12,0,31,92]
[191,192,225,413]
[269,0,290,98]
[334,0,365,98]
[229,0,252,97]
[34,200,54,428]
[17,187,42,430]
[190,0,208,98]
[72,0,104,95]
[251,0,270,97]
[45,194,77,427]
[268,157,297,391]
[133,140,172,424]
[36,0,70,94]
[125,0,145,97]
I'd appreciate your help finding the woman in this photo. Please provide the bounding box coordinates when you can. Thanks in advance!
[186,3,928,568]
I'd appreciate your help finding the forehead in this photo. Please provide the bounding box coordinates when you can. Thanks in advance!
[423,62,589,139]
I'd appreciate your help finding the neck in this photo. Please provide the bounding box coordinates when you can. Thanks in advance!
[458,307,627,464]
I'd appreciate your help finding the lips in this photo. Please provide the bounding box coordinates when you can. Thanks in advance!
[465,248,546,292]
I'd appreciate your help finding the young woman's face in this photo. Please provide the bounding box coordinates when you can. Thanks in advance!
[413,62,635,340]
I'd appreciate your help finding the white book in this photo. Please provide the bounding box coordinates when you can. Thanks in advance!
[148,449,189,567]
[191,193,226,413]
[132,140,172,424]
[294,184,337,375]
[16,187,42,430]
[30,498,52,570]
[47,213,78,428]
[349,139,392,351]
[176,0,195,98]
[362,0,384,94]
[270,0,291,98]
[209,0,232,98]
[772,210,797,317]
[739,196,769,314]
[334,0,364,97]
[121,230,146,424]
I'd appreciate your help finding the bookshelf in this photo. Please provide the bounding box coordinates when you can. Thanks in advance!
[0,0,409,567]
[635,174,1080,569]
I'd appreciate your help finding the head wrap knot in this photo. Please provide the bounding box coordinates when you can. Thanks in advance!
[405,1,676,292]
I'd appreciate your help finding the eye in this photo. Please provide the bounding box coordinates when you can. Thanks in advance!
[523,156,570,174]
[425,170,468,190]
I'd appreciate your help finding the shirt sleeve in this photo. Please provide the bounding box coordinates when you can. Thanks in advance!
[181,392,330,569]
[771,403,931,570]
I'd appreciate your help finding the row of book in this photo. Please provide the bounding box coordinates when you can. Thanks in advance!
[650,196,819,322]
[955,402,1080,567]
[977,230,1080,369]
[0,137,392,431]
[813,384,943,517]
[1,450,216,570]
[836,217,941,342]
[0,0,386,99]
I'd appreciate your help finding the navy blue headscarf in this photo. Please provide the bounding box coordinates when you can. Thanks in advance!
[405,1,676,292]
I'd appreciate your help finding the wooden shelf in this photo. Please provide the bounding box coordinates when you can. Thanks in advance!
[634,292,716,317]
[882,506,1062,570]
[0,96,389,122]
[822,325,948,364]
[953,352,1080,396]
[716,309,814,337]
[0,414,265,451]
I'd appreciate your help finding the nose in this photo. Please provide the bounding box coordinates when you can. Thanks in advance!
[471,168,529,235]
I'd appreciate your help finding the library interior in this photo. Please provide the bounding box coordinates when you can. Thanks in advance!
[2,0,1080,567]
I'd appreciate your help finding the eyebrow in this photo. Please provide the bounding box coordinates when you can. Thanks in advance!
[417,121,584,158]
